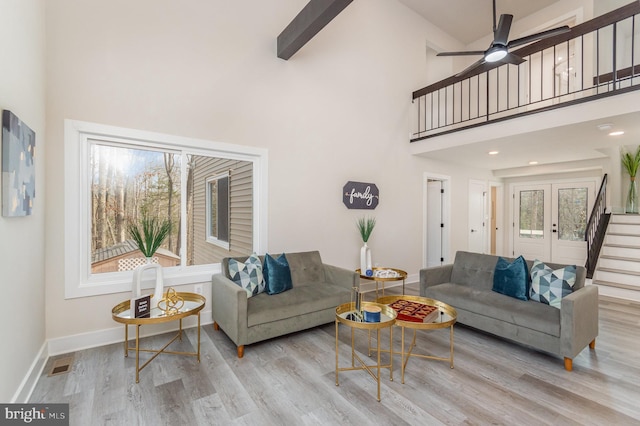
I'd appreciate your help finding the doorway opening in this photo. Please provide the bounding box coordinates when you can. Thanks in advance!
[424,173,450,267]
[511,179,596,265]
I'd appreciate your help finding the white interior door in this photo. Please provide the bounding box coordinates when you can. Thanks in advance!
[469,180,487,253]
[426,180,443,267]
[513,181,595,264]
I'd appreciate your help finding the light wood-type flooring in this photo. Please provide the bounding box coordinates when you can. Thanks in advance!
[30,284,640,425]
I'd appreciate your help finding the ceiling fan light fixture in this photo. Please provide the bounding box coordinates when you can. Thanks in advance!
[485,46,507,62]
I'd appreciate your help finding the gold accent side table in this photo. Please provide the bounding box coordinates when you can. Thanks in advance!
[335,302,396,401]
[356,267,407,300]
[376,295,457,384]
[112,292,205,383]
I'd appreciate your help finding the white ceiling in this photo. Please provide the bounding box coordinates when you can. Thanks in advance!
[397,0,561,44]
[399,0,639,175]
[419,112,640,173]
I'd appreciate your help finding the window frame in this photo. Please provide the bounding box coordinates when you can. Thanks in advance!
[205,172,230,250]
[64,119,268,299]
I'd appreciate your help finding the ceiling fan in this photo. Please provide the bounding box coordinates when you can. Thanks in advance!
[437,0,571,78]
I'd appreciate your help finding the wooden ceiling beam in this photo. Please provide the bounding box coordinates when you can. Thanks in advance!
[277,0,353,60]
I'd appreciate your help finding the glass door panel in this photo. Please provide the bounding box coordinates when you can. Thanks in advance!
[552,183,594,265]
[519,190,545,239]
[513,185,551,261]
[557,188,588,241]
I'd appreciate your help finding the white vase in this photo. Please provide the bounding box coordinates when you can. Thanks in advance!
[132,260,165,308]
[360,242,372,276]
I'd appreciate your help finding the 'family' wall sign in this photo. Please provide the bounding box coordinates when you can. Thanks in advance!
[343,181,379,210]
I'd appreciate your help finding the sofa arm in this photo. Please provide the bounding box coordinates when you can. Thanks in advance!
[560,284,599,359]
[211,273,249,347]
[420,264,453,296]
[324,264,359,290]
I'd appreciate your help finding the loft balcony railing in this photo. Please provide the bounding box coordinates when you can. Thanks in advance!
[411,2,640,141]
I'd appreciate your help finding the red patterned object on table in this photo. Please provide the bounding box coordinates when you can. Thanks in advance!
[388,299,439,323]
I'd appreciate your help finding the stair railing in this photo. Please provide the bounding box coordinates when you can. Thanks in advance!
[411,2,640,140]
[585,174,610,278]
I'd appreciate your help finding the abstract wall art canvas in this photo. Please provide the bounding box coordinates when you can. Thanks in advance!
[2,110,36,217]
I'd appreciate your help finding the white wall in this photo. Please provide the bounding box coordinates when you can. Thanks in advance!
[44,0,492,342]
[0,0,46,402]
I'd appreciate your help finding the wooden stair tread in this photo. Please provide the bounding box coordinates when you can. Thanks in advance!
[607,232,640,237]
[593,280,640,291]
[599,254,640,263]
[603,243,640,249]
[597,267,640,276]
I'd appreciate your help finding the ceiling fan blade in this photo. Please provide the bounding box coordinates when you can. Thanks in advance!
[494,14,513,46]
[455,59,487,78]
[508,25,571,49]
[502,52,526,66]
[437,51,486,57]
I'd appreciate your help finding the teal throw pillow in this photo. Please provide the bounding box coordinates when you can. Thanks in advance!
[264,253,293,295]
[530,259,576,309]
[228,253,265,298]
[492,255,529,301]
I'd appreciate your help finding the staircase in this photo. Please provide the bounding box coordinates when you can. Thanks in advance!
[593,214,640,302]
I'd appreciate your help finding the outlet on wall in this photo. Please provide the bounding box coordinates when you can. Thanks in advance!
[194,284,203,295]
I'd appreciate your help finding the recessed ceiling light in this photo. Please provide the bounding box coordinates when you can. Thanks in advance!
[488,150,499,155]
[529,161,538,165]
[609,130,625,136]
[597,123,613,131]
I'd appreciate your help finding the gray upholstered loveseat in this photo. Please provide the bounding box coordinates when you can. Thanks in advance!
[212,251,358,357]
[420,251,598,371]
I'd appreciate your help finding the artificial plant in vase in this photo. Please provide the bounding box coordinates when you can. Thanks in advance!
[356,216,376,276]
[621,146,640,214]
[127,212,172,259]
[127,212,172,305]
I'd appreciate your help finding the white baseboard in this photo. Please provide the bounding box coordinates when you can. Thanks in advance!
[12,341,48,403]
[407,273,418,286]
[48,308,213,356]
[16,309,212,402]
[359,273,419,293]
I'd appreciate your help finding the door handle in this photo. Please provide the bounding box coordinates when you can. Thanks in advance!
[470,229,477,233]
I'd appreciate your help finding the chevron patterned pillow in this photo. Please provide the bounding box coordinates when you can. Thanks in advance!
[529,259,576,309]
[228,253,265,298]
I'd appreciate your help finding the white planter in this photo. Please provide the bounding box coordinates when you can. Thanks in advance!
[132,260,165,308]
[360,242,372,276]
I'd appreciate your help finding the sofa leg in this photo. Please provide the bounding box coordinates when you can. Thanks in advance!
[213,321,220,331]
[564,357,573,371]
[237,345,244,358]
[589,339,596,350]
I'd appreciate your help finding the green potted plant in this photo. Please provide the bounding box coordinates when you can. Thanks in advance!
[356,216,376,276]
[621,146,640,213]
[128,212,172,305]
[127,212,172,259]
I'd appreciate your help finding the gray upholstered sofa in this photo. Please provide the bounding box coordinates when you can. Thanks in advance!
[420,251,598,371]
[212,251,358,357]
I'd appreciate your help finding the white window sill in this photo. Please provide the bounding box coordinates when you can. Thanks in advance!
[66,264,222,299]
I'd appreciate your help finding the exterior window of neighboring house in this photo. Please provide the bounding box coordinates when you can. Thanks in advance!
[206,172,230,249]
[64,120,267,298]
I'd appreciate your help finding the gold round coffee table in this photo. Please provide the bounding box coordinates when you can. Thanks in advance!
[356,267,407,299]
[335,301,397,401]
[112,291,205,383]
[376,295,457,384]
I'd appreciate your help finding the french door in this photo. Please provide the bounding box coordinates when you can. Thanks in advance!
[513,181,595,265]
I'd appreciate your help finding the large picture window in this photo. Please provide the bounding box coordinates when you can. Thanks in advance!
[65,120,267,298]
